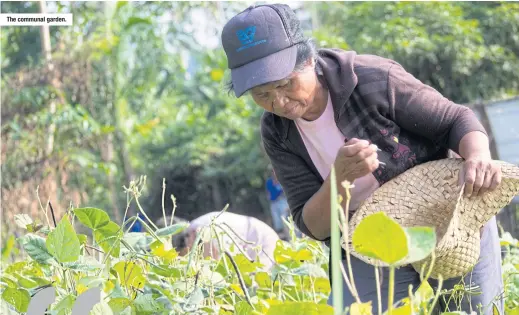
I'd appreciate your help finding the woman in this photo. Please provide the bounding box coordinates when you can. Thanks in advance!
[221,4,504,314]
[157,212,279,269]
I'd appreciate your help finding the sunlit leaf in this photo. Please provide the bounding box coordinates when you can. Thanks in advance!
[350,301,373,315]
[352,212,408,264]
[266,301,334,315]
[74,207,110,230]
[46,216,80,263]
[90,301,114,315]
[14,214,33,230]
[94,221,122,258]
[235,301,253,315]
[113,261,145,290]
[2,287,30,313]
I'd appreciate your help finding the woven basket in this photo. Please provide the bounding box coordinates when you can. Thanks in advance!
[343,158,519,280]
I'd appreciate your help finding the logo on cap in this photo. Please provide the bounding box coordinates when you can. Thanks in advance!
[236,25,266,52]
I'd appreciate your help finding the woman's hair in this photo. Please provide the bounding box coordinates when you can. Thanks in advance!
[225,38,317,95]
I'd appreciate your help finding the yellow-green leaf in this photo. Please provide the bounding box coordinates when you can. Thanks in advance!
[391,303,411,315]
[150,240,178,263]
[113,261,145,290]
[74,207,110,230]
[108,297,131,313]
[2,287,30,313]
[266,301,334,315]
[94,221,122,258]
[255,271,272,288]
[352,212,408,264]
[350,301,373,315]
[46,216,80,263]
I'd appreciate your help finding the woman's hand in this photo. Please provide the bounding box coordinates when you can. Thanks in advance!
[459,155,502,197]
[334,138,379,183]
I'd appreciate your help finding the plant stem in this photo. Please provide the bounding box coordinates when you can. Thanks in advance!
[338,180,360,302]
[388,266,395,315]
[162,178,167,226]
[340,181,358,299]
[375,267,382,315]
[426,275,443,315]
[224,250,255,310]
[169,194,177,226]
[330,167,343,315]
[134,196,158,230]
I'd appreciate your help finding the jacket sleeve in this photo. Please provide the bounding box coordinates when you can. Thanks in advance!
[386,62,487,153]
[260,114,325,241]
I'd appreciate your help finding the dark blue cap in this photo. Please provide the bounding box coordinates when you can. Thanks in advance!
[221,4,306,97]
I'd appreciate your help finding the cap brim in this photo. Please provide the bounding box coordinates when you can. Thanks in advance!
[231,45,297,97]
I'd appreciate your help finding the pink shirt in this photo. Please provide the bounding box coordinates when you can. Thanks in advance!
[294,93,380,210]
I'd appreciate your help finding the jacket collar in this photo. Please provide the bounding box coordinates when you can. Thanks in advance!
[276,49,359,141]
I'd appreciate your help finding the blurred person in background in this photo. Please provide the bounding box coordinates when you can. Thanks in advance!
[156,211,280,269]
[265,166,290,239]
[221,3,503,314]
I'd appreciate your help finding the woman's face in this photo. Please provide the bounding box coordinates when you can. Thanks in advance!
[250,61,321,120]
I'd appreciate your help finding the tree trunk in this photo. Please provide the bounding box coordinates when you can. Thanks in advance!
[39,0,57,157]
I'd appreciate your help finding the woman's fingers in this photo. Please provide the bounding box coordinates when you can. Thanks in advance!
[472,167,485,196]
[340,139,370,157]
[461,158,502,197]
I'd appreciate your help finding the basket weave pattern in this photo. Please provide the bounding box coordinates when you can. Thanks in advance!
[344,158,519,280]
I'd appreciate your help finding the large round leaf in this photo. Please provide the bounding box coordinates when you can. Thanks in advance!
[352,212,408,265]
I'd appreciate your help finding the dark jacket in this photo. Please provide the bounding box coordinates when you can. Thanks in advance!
[260,48,486,245]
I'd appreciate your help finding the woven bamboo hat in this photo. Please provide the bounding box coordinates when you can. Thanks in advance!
[343,158,519,280]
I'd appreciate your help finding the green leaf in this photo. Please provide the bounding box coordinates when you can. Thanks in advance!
[155,222,189,237]
[2,287,30,313]
[1,274,18,288]
[14,214,33,230]
[94,221,122,258]
[108,297,131,314]
[90,301,114,315]
[234,301,253,315]
[46,216,80,263]
[78,276,106,289]
[132,294,164,314]
[255,271,272,288]
[78,234,88,246]
[402,226,436,264]
[266,302,334,315]
[74,207,110,230]
[115,1,128,11]
[150,264,182,278]
[16,274,38,288]
[53,294,75,314]
[113,261,145,290]
[21,234,53,264]
[125,17,152,30]
[186,287,204,305]
[352,212,408,265]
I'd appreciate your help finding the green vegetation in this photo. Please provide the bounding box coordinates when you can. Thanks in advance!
[1,173,518,315]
